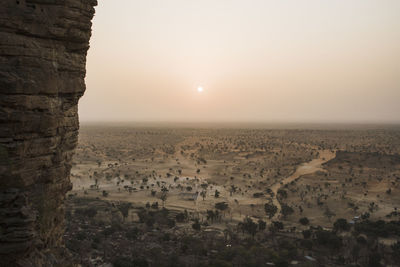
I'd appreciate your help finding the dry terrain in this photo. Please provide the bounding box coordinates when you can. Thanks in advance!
[65,124,400,266]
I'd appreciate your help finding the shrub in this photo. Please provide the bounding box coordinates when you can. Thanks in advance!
[300,239,313,249]
[192,219,201,231]
[302,230,312,239]
[281,204,294,218]
[315,230,342,250]
[126,227,139,240]
[299,217,309,225]
[333,218,350,232]
[264,203,278,219]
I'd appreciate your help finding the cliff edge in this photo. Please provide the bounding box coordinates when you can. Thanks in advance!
[0,0,97,265]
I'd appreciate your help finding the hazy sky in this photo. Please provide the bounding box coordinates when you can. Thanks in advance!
[80,0,400,123]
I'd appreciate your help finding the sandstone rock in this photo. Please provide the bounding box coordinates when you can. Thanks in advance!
[0,0,97,265]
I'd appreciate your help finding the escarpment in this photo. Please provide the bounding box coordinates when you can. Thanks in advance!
[0,0,97,265]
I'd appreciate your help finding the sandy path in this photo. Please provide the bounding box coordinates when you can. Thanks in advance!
[270,150,336,220]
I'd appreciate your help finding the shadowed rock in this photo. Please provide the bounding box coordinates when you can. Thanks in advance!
[0,0,97,265]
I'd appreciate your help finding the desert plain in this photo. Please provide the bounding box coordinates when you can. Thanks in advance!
[65,124,400,266]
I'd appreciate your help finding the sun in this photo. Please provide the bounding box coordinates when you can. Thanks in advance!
[197,86,203,93]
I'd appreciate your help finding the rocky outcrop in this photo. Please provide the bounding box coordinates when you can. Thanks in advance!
[0,0,97,265]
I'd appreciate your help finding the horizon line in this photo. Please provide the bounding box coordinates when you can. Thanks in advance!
[79,120,400,129]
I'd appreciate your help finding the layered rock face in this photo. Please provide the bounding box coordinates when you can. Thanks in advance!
[0,0,97,265]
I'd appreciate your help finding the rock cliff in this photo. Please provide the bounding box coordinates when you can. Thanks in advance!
[0,0,97,265]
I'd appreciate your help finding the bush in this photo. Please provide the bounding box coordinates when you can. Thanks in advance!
[126,227,139,240]
[277,189,288,199]
[117,202,132,219]
[113,257,148,267]
[76,231,87,241]
[215,202,229,211]
[162,233,171,241]
[302,230,312,239]
[102,223,122,237]
[102,227,115,237]
[253,192,264,198]
[264,203,278,219]
[273,221,284,230]
[175,212,187,222]
[258,220,266,231]
[315,230,342,250]
[299,217,309,225]
[368,252,382,267]
[209,260,232,267]
[300,239,313,249]
[192,219,201,231]
[74,207,97,218]
[333,218,351,232]
[274,258,289,267]
[355,220,400,237]
[281,204,294,218]
[238,217,258,236]
[357,235,367,244]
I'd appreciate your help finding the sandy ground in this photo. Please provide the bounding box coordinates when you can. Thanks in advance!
[70,126,400,229]
[270,150,336,220]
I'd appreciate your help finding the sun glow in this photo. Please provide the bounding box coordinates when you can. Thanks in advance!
[197,86,203,93]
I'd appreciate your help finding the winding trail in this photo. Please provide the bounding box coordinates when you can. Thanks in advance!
[270,150,336,220]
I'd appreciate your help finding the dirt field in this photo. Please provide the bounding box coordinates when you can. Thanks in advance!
[64,124,400,266]
[70,124,400,228]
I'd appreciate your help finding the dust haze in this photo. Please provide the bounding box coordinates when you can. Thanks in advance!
[80,0,400,124]
[67,1,400,266]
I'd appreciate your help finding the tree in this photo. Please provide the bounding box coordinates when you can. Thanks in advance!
[239,217,258,237]
[361,212,370,220]
[273,221,284,230]
[117,203,132,222]
[299,217,309,225]
[160,192,168,207]
[85,207,97,218]
[214,190,220,198]
[264,203,278,219]
[281,204,294,219]
[192,219,201,231]
[215,202,229,212]
[277,189,288,199]
[215,202,229,218]
[300,239,313,250]
[315,230,342,250]
[200,190,207,201]
[201,183,208,190]
[302,229,312,239]
[176,212,188,223]
[324,207,336,222]
[392,242,400,261]
[368,252,382,267]
[126,227,139,240]
[270,221,284,234]
[333,218,350,232]
[161,186,169,193]
[258,219,266,231]
[206,210,216,222]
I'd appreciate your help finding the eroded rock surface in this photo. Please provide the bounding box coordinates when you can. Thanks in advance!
[0,0,97,265]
